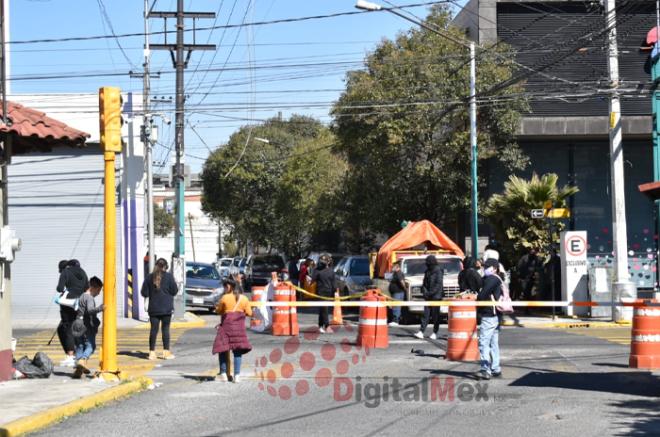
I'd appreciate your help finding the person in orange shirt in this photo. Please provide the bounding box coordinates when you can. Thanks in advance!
[213,277,253,383]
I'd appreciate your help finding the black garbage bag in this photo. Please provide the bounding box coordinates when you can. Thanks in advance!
[14,352,54,378]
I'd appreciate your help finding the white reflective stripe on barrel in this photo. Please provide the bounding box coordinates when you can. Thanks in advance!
[633,334,660,343]
[634,308,660,317]
[274,290,293,296]
[358,318,388,326]
[450,311,476,319]
[448,331,477,340]
[274,308,296,314]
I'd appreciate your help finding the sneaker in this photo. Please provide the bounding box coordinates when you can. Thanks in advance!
[388,321,399,327]
[325,326,334,334]
[59,356,76,367]
[319,327,326,334]
[429,333,437,340]
[475,370,491,380]
[491,371,502,379]
[233,374,241,384]
[216,373,228,382]
[414,331,424,339]
[162,350,175,360]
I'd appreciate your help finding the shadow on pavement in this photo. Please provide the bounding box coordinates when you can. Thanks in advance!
[609,398,660,436]
[510,371,660,397]
[117,351,149,359]
[421,368,477,379]
[181,373,216,382]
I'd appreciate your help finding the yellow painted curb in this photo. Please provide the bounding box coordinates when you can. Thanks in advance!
[0,376,152,437]
[135,312,207,330]
[537,321,630,329]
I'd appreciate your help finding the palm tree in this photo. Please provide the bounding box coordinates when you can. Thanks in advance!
[484,173,578,264]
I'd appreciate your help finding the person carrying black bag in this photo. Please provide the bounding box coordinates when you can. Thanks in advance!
[414,255,444,340]
[56,259,89,368]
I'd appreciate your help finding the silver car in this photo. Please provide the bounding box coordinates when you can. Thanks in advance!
[335,255,372,296]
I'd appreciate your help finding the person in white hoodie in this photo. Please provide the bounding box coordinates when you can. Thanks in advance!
[252,272,277,332]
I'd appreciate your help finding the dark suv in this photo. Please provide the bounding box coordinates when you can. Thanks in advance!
[245,254,286,291]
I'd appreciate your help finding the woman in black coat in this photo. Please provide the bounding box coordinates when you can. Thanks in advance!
[141,258,179,360]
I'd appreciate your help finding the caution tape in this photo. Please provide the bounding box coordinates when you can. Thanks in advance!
[285,281,368,301]
[249,299,656,308]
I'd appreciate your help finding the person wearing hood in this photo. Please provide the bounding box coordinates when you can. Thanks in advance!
[56,259,90,367]
[141,258,179,360]
[414,255,444,340]
[475,258,503,380]
[311,254,337,333]
[458,256,483,293]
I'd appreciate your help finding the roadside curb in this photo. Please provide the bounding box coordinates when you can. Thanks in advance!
[530,321,630,329]
[135,312,207,330]
[0,376,153,437]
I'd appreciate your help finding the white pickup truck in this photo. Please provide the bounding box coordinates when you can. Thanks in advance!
[373,254,463,323]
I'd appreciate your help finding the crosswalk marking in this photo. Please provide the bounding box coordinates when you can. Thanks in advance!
[13,328,190,376]
[564,327,632,345]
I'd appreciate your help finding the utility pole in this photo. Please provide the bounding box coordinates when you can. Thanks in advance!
[144,0,155,275]
[151,2,215,313]
[469,42,479,258]
[605,0,635,321]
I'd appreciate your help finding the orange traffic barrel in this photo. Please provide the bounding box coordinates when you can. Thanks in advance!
[446,295,479,361]
[272,283,299,336]
[331,291,343,325]
[250,286,265,329]
[356,289,388,348]
[629,300,660,369]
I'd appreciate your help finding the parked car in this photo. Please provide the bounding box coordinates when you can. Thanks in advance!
[184,262,223,312]
[335,255,372,296]
[231,257,247,275]
[216,257,234,278]
[244,254,286,291]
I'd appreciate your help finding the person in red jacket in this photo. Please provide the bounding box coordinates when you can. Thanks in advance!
[213,277,253,383]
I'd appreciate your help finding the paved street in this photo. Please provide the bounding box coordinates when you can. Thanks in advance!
[25,312,660,437]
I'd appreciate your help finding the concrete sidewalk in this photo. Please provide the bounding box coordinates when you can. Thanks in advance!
[1,313,205,437]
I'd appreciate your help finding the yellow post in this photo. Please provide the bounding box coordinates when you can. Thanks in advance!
[101,150,118,375]
[98,86,122,378]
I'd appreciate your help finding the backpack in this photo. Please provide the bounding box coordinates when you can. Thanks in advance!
[492,275,514,314]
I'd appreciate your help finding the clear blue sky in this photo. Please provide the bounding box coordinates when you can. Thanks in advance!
[9,0,464,172]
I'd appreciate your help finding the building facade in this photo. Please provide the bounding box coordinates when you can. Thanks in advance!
[455,0,657,288]
[8,93,146,323]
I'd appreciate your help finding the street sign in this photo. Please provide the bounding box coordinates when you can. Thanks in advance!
[546,208,571,219]
[530,209,545,219]
[560,231,589,317]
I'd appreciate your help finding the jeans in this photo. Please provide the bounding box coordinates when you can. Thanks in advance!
[420,306,440,333]
[149,314,172,351]
[74,333,97,360]
[318,306,329,329]
[478,315,501,374]
[58,306,77,354]
[391,292,404,322]
[219,350,243,375]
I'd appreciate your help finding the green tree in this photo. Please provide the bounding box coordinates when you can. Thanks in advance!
[332,5,528,240]
[153,204,173,237]
[201,115,346,255]
[483,173,579,264]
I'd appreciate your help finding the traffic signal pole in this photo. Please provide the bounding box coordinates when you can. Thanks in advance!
[98,86,122,379]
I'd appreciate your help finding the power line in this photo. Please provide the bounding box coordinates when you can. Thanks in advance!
[8,2,449,46]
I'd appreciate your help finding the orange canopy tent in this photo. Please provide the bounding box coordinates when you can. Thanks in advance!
[376,220,465,276]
